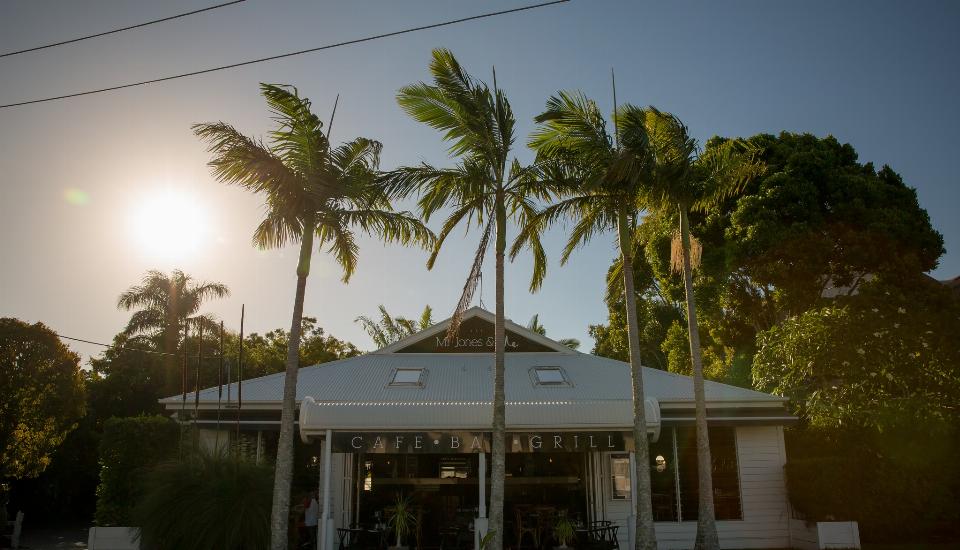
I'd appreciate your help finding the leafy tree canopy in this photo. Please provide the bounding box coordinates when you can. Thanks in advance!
[0,318,85,479]
[753,276,960,430]
[225,316,360,380]
[725,132,944,330]
[591,133,946,388]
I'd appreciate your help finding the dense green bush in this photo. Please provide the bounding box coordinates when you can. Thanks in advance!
[784,426,960,542]
[95,416,179,525]
[134,453,273,550]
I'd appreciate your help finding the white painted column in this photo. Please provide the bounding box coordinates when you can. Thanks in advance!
[628,451,638,550]
[475,452,488,550]
[320,429,334,550]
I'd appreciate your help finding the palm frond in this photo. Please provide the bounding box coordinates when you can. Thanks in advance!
[191,122,303,200]
[530,90,612,165]
[316,221,359,283]
[251,210,303,250]
[338,208,434,250]
[427,196,487,269]
[259,83,330,178]
[447,217,493,339]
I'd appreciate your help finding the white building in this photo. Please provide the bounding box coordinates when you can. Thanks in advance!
[161,307,798,550]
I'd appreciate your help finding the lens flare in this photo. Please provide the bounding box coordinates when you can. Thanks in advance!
[64,188,90,205]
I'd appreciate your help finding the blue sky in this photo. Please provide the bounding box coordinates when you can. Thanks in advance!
[1,0,957,361]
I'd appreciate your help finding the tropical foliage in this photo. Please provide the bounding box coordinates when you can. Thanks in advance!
[135,452,273,550]
[525,314,580,350]
[0,318,85,480]
[194,82,432,549]
[754,276,960,429]
[384,49,549,550]
[521,90,663,549]
[356,305,434,348]
[95,415,179,526]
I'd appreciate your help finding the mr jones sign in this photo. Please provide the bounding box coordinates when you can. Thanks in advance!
[331,431,633,454]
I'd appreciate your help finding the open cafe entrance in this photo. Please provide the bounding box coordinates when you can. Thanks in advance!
[336,431,628,549]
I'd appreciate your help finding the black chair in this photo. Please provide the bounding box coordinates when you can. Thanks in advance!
[439,526,461,550]
[581,524,619,550]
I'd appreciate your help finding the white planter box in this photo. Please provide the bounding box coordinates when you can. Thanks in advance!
[87,526,140,550]
[790,519,861,549]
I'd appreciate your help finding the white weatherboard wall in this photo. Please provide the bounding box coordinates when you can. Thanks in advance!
[602,426,791,550]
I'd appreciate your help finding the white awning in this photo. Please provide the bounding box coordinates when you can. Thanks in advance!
[299,395,661,442]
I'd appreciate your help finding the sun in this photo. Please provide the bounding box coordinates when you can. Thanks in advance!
[129,189,209,261]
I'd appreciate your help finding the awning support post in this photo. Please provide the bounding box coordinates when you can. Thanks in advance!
[319,429,334,550]
[475,451,488,550]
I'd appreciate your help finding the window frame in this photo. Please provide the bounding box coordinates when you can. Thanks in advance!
[529,366,572,387]
[387,367,427,388]
[609,452,631,501]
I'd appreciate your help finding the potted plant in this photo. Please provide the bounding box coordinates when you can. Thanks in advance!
[554,516,574,549]
[387,494,415,550]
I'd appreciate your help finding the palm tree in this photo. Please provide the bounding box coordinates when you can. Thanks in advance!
[117,269,229,393]
[355,304,434,348]
[630,109,763,550]
[520,91,659,550]
[193,84,432,550]
[525,314,580,350]
[383,49,547,550]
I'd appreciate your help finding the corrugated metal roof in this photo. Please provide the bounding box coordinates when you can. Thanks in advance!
[162,351,783,406]
[161,307,789,435]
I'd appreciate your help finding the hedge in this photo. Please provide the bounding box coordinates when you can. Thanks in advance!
[94,416,179,526]
[784,426,960,542]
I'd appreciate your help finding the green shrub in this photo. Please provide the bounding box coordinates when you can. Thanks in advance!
[94,416,179,525]
[134,453,273,550]
[785,426,960,542]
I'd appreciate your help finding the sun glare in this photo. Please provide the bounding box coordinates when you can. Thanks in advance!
[130,189,209,261]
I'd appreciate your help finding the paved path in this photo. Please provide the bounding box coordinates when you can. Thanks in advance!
[16,523,88,549]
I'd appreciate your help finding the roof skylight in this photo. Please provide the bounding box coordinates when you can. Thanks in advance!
[390,368,425,387]
[533,366,569,386]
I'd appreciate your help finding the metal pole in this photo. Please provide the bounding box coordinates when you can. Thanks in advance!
[320,429,333,550]
[216,320,224,450]
[236,305,244,449]
[194,320,203,416]
[672,428,682,522]
[179,320,188,459]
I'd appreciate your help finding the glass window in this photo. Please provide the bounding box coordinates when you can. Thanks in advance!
[610,454,631,500]
[534,366,568,385]
[676,427,742,521]
[649,431,679,521]
[390,368,424,386]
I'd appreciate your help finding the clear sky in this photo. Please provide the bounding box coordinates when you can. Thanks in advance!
[1,0,957,362]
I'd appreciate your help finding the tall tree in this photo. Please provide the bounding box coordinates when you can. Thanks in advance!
[0,318,85,480]
[630,109,762,550]
[117,269,229,391]
[525,314,580,350]
[384,49,547,550]
[194,84,431,550]
[355,305,434,348]
[520,91,660,549]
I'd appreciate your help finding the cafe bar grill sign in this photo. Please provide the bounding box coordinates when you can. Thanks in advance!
[331,431,633,453]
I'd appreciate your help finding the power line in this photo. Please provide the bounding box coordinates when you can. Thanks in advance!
[0,0,247,59]
[57,333,221,359]
[0,0,570,110]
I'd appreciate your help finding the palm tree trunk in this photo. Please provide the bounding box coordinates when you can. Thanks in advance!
[617,211,657,550]
[488,189,507,550]
[270,222,315,550]
[679,207,719,550]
